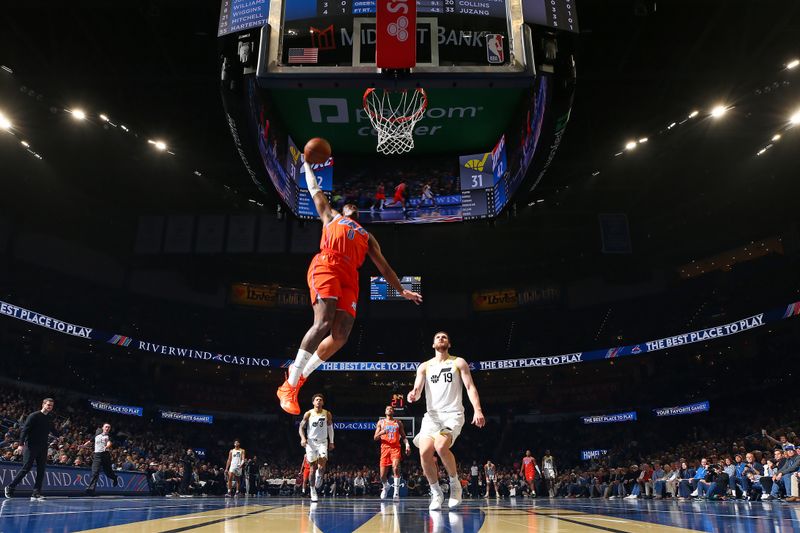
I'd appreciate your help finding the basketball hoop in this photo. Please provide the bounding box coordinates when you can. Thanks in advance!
[363,88,428,155]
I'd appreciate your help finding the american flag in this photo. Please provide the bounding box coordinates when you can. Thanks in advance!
[288,47,319,64]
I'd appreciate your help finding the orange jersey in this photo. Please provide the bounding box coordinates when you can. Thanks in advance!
[523,457,536,479]
[379,419,402,447]
[318,214,369,269]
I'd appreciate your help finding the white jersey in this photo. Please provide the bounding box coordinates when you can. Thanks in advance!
[543,456,556,476]
[94,433,110,453]
[229,448,244,469]
[306,409,329,442]
[423,356,463,415]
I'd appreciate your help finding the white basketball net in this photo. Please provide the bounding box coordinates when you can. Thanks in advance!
[363,88,428,155]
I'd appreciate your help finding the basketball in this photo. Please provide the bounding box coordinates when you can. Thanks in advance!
[304,137,332,165]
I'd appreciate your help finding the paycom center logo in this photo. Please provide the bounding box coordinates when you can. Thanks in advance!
[307,98,483,137]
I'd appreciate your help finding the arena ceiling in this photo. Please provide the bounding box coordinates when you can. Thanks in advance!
[1,1,798,281]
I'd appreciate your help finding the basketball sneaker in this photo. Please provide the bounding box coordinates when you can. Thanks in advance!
[448,482,462,508]
[393,487,400,500]
[380,484,389,500]
[429,491,444,511]
[310,486,318,503]
[276,375,306,415]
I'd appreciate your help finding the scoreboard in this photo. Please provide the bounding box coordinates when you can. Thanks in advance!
[370,276,422,301]
[281,0,511,68]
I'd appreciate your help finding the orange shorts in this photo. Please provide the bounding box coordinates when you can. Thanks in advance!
[307,255,359,318]
[380,446,402,467]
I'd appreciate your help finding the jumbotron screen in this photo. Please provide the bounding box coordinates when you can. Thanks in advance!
[370,276,422,301]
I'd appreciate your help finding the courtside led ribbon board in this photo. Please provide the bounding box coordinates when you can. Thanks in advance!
[582,411,637,424]
[89,401,143,417]
[2,299,799,370]
[654,401,710,417]
[160,411,214,424]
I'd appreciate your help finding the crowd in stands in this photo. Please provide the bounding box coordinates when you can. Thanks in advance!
[1,381,798,501]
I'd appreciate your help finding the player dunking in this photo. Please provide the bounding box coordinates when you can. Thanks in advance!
[374,405,411,499]
[225,440,246,497]
[299,393,334,503]
[520,450,538,497]
[407,332,485,511]
[277,160,421,415]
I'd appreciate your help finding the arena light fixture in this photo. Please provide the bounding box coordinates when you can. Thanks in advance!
[790,109,800,125]
[0,112,11,131]
[710,105,728,118]
[120,124,129,132]
[625,140,637,150]
[688,110,699,118]
[70,109,86,120]
[148,139,167,151]
[99,114,109,122]
[772,134,781,141]
[20,140,29,147]
[667,122,676,129]
[638,137,648,143]
[788,59,799,70]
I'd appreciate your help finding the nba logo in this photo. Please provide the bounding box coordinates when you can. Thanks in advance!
[486,34,505,64]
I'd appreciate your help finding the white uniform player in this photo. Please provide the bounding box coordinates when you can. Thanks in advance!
[542,451,557,497]
[225,440,246,497]
[299,394,334,503]
[407,331,485,512]
[413,356,466,449]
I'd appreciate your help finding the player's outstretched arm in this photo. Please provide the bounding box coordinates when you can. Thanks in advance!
[304,162,336,225]
[407,362,427,403]
[366,234,422,305]
[457,358,485,428]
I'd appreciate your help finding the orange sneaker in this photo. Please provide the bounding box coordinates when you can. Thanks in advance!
[277,380,300,415]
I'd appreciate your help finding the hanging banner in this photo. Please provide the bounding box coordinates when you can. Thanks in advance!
[89,401,143,417]
[230,283,278,307]
[160,411,214,424]
[582,411,637,424]
[654,401,710,417]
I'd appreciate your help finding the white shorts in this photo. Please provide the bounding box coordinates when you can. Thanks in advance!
[305,439,329,463]
[413,411,465,448]
[229,466,242,477]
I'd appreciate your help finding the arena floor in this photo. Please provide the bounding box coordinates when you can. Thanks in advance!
[0,496,798,532]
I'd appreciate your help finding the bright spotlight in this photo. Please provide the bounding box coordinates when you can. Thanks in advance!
[99,114,109,122]
[772,134,781,141]
[148,139,167,151]
[20,140,29,147]
[70,109,86,120]
[0,113,11,131]
[791,110,800,125]
[625,141,637,150]
[688,110,699,118]
[638,137,648,143]
[710,105,728,118]
[788,59,800,70]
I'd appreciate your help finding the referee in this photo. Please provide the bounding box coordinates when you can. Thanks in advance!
[4,398,58,501]
[84,423,120,495]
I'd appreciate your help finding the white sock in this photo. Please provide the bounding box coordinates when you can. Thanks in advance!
[288,349,312,386]
[430,482,442,495]
[383,481,390,489]
[302,353,324,379]
[394,478,400,489]
[449,476,459,490]
[315,469,323,488]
